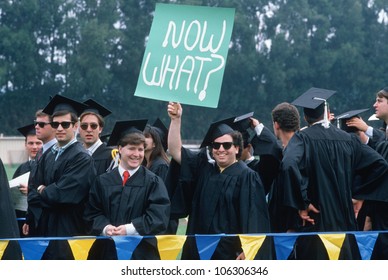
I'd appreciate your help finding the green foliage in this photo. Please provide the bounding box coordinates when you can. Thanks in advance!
[0,0,387,138]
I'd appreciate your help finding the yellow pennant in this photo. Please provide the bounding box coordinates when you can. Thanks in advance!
[156,235,187,260]
[0,241,9,260]
[239,235,266,260]
[318,233,345,260]
[68,239,96,260]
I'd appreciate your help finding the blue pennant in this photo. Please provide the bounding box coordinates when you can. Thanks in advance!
[354,232,378,260]
[18,239,49,260]
[273,234,298,260]
[112,236,143,260]
[195,234,224,260]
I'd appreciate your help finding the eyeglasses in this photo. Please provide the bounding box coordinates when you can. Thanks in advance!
[80,123,99,131]
[212,142,234,150]
[51,121,74,129]
[34,121,51,128]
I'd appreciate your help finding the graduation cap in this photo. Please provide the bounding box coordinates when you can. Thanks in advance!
[200,116,236,148]
[152,118,168,151]
[83,99,112,118]
[335,108,369,132]
[107,119,148,147]
[42,94,88,116]
[17,124,36,138]
[232,112,254,131]
[292,87,336,128]
[232,112,255,148]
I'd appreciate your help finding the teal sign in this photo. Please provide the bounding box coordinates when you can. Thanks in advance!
[134,3,235,108]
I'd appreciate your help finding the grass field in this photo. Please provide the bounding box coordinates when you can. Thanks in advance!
[4,164,18,179]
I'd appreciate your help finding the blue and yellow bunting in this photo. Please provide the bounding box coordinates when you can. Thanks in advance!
[2,231,388,260]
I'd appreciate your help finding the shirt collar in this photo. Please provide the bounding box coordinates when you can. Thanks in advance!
[87,139,103,155]
[43,138,57,153]
[244,156,255,164]
[52,138,77,153]
[118,164,140,178]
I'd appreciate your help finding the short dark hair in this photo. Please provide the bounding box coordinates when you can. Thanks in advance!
[377,87,388,99]
[118,132,146,148]
[272,102,300,132]
[52,110,78,123]
[210,130,243,160]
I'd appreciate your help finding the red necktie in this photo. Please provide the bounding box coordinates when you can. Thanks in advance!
[122,170,130,186]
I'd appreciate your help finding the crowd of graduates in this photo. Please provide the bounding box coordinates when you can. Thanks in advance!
[1,86,388,260]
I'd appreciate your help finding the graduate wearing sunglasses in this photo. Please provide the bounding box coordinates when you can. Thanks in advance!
[167,102,271,260]
[78,99,113,175]
[26,94,96,260]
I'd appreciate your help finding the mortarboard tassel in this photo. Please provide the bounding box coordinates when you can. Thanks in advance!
[322,100,330,128]
[313,97,330,129]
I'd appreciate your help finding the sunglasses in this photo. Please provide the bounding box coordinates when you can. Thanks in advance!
[212,142,234,150]
[80,123,99,130]
[34,121,51,128]
[51,121,74,129]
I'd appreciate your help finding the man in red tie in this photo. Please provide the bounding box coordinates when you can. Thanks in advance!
[84,119,170,260]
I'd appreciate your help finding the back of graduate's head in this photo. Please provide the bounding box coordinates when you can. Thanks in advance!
[303,103,325,125]
[271,102,300,132]
[291,87,335,127]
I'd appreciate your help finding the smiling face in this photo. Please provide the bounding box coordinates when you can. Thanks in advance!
[119,143,145,170]
[211,134,238,169]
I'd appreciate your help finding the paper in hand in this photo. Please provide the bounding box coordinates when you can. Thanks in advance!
[8,172,30,188]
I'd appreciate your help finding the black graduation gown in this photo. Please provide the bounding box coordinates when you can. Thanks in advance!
[147,157,178,233]
[368,127,386,149]
[267,162,300,233]
[148,157,169,182]
[92,143,112,175]
[365,140,388,259]
[11,160,32,237]
[27,144,55,236]
[178,148,271,260]
[31,142,96,259]
[84,166,170,260]
[0,158,22,259]
[281,124,388,259]
[249,127,282,194]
